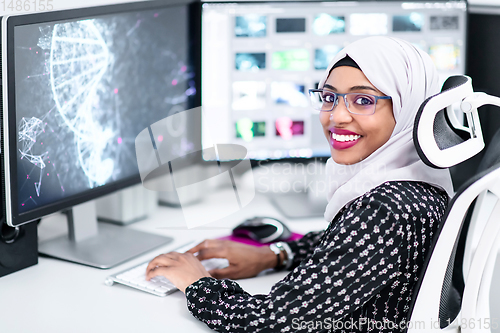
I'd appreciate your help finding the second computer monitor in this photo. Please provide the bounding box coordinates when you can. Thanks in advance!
[201,0,467,161]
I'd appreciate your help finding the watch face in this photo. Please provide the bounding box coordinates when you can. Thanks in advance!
[269,243,281,255]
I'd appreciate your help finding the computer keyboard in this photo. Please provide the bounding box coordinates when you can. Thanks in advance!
[104,241,229,296]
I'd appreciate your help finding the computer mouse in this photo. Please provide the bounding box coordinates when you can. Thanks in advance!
[232,217,292,244]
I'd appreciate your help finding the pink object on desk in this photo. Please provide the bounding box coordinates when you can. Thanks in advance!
[217,232,303,247]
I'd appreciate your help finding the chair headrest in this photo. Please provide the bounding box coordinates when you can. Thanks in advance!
[413,75,485,169]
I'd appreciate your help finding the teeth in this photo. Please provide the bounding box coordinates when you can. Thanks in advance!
[331,133,361,142]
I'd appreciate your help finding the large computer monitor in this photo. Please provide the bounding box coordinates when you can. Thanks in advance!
[1,0,201,267]
[201,0,467,162]
[201,0,467,218]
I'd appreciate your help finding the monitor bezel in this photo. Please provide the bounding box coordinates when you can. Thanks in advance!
[2,0,202,227]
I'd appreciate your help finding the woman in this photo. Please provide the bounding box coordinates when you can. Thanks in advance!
[146,36,454,332]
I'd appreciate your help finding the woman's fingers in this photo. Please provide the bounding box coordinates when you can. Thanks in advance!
[208,266,235,279]
[146,266,171,280]
[145,252,179,273]
[185,241,206,254]
[185,239,219,254]
[196,246,227,261]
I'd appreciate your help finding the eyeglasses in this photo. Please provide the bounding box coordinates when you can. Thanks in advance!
[308,89,392,115]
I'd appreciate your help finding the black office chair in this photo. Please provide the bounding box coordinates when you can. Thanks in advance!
[407,75,500,332]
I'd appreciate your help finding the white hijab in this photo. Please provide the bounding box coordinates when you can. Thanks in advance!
[323,36,454,222]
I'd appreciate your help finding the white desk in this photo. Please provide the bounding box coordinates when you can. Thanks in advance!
[0,192,329,333]
[4,190,500,333]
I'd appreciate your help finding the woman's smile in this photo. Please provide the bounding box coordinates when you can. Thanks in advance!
[329,128,362,150]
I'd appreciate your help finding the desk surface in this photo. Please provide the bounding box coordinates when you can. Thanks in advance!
[3,190,500,333]
[0,191,329,333]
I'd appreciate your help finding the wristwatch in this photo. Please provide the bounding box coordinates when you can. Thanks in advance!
[268,243,283,270]
[269,242,294,271]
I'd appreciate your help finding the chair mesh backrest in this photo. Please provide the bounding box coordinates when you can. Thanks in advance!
[477,128,500,173]
[438,205,473,328]
[438,127,500,328]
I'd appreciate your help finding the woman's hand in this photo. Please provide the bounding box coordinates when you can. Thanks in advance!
[145,251,211,294]
[186,239,278,280]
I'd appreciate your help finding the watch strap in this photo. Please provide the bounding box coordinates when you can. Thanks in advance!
[268,243,282,270]
[275,242,294,270]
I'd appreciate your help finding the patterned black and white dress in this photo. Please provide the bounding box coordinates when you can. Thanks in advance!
[185,181,448,332]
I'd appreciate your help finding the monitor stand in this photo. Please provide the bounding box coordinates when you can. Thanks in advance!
[251,160,329,219]
[271,192,327,219]
[38,201,173,269]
